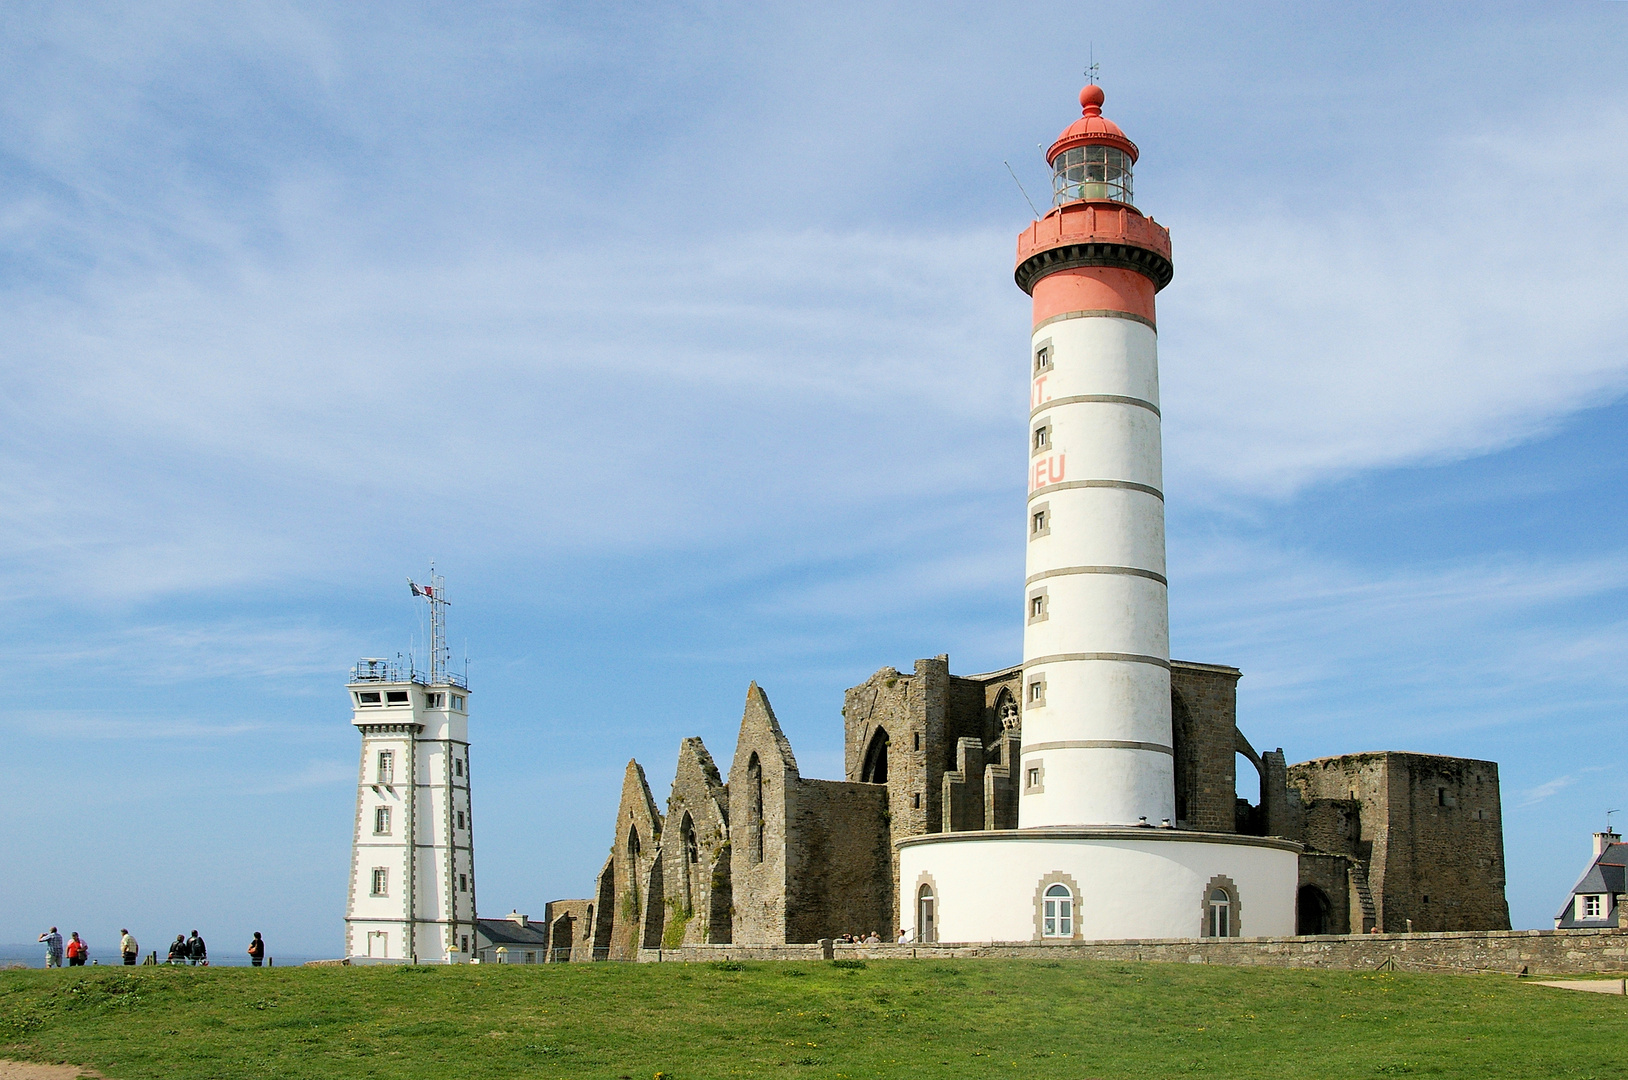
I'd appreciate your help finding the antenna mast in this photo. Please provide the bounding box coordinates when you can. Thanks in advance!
[408,566,452,684]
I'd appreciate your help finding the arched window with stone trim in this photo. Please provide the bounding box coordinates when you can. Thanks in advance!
[1042,883,1074,937]
[746,753,764,865]
[1031,872,1082,941]
[1202,875,1240,938]
[916,882,936,943]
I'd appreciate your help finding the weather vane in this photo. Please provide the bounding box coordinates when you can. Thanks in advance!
[1085,43,1099,85]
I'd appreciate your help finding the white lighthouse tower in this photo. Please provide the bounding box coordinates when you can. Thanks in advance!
[897,84,1299,943]
[344,571,477,964]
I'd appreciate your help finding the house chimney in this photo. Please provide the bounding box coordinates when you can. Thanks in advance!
[1594,831,1621,858]
[507,910,528,927]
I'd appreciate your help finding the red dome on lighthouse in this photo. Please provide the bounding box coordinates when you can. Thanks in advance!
[1047,84,1139,165]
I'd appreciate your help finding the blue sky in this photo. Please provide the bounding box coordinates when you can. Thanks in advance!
[2,2,1625,955]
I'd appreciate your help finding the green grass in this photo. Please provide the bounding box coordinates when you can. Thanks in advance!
[2,958,1625,1079]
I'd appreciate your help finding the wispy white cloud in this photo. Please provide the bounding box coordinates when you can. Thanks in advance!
[1162,99,1628,497]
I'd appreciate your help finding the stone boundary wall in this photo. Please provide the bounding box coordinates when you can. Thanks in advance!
[636,927,1628,976]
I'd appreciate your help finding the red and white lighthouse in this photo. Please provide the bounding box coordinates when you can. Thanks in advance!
[1016,84,1175,829]
[897,84,1298,944]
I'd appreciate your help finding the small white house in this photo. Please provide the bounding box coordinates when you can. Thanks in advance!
[474,912,551,964]
[1554,830,1626,929]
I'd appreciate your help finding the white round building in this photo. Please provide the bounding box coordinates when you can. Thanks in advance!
[898,85,1298,944]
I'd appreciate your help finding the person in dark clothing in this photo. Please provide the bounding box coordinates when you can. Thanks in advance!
[168,935,188,964]
[187,930,207,966]
[247,932,265,967]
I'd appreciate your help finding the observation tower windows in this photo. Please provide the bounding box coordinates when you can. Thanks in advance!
[426,692,445,708]
[385,690,410,706]
[1052,144,1133,206]
[452,694,466,711]
[356,691,382,707]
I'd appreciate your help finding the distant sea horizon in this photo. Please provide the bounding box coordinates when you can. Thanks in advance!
[0,944,332,969]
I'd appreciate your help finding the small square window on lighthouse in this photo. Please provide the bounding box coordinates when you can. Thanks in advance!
[1032,424,1051,455]
[1026,677,1046,708]
[1034,340,1053,375]
[1030,502,1050,539]
[1027,590,1049,624]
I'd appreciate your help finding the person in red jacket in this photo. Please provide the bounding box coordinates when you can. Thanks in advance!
[65,933,87,966]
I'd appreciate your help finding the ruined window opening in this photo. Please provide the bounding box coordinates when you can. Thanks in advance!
[913,731,921,751]
[1296,885,1331,935]
[680,812,698,912]
[1207,888,1231,937]
[1042,883,1073,937]
[912,792,920,810]
[995,688,1019,732]
[861,727,890,785]
[746,754,764,865]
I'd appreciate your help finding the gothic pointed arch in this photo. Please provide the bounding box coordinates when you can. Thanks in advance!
[861,726,890,784]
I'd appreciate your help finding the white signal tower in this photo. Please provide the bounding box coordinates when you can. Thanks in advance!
[344,570,477,963]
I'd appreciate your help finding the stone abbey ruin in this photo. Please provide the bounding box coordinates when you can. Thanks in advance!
[533,655,1509,959]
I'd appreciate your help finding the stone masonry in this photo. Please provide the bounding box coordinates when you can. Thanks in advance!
[547,655,1509,956]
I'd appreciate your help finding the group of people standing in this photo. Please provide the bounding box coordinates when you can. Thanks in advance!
[37,927,267,968]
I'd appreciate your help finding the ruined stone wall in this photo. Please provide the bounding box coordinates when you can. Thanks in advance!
[785,777,893,942]
[607,760,664,960]
[1169,662,1241,833]
[1289,753,1510,933]
[542,899,588,961]
[1297,853,1352,936]
[640,927,1628,976]
[728,684,797,945]
[662,737,731,946]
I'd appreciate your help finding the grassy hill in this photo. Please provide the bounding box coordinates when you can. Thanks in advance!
[2,958,1623,1079]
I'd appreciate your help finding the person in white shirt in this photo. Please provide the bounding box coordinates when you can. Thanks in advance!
[897,928,909,944]
[38,927,63,968]
[119,929,139,966]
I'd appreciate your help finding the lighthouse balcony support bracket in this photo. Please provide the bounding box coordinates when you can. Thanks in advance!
[1015,240,1174,296]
